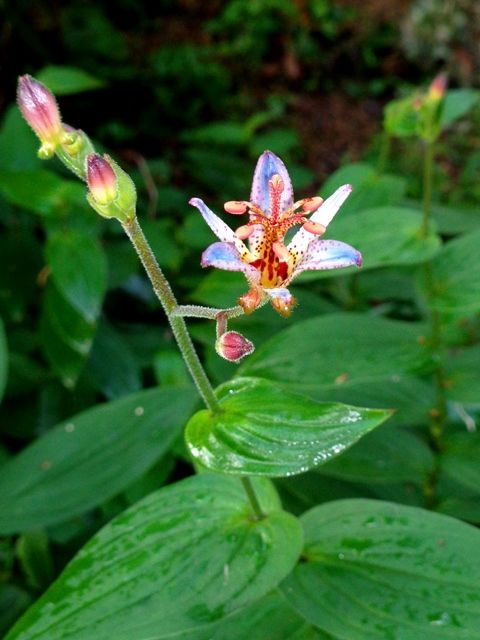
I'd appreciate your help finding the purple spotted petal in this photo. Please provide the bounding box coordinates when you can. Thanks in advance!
[201,242,260,283]
[250,150,293,216]
[263,287,295,303]
[189,197,237,242]
[311,184,352,227]
[287,184,353,259]
[292,238,362,277]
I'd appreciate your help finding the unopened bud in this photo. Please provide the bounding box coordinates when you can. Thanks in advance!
[87,154,117,205]
[17,75,62,150]
[216,331,254,363]
[224,201,248,215]
[428,73,448,102]
[238,287,263,314]
[85,154,136,223]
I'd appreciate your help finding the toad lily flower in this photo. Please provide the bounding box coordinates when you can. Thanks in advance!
[189,150,362,316]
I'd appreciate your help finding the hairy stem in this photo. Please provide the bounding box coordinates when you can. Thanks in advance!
[122,216,220,413]
[123,216,264,515]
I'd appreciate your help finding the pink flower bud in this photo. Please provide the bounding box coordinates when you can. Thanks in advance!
[17,75,62,145]
[216,331,254,363]
[86,154,117,205]
[428,73,448,102]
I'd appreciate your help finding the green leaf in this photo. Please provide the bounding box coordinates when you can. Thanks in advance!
[185,377,391,476]
[177,591,326,640]
[427,229,480,317]
[317,424,434,484]
[0,317,7,403]
[282,499,480,639]
[6,475,303,640]
[0,170,81,217]
[239,313,432,398]
[301,206,440,279]
[15,531,54,591]
[428,201,480,235]
[320,163,406,216]
[0,387,198,533]
[36,65,106,94]
[440,431,480,495]
[0,107,42,171]
[441,89,480,127]
[445,345,480,405]
[0,585,31,638]
[46,230,108,323]
[86,322,141,399]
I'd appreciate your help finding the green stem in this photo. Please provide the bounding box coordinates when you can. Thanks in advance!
[420,140,446,506]
[241,478,265,520]
[123,216,265,516]
[122,216,220,413]
[421,141,435,238]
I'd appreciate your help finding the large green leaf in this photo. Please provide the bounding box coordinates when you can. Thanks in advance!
[440,431,480,495]
[46,230,108,323]
[319,163,406,216]
[302,206,440,279]
[0,387,198,533]
[239,313,432,398]
[441,89,480,127]
[185,377,391,476]
[0,317,7,403]
[316,424,434,484]
[282,499,480,639]
[445,345,480,405]
[6,475,303,640]
[177,591,327,640]
[427,229,480,317]
[37,65,105,94]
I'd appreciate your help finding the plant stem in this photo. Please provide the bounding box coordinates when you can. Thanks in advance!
[420,140,447,511]
[241,478,265,520]
[421,140,435,238]
[123,216,265,517]
[122,216,220,413]
[376,131,391,175]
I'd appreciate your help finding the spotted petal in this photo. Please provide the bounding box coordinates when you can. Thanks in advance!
[287,184,353,261]
[263,287,295,303]
[250,150,293,216]
[190,197,249,258]
[292,238,362,278]
[201,242,260,283]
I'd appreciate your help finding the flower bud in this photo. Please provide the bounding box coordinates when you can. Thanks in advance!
[17,75,62,154]
[85,154,136,223]
[87,154,117,205]
[216,331,254,363]
[428,73,448,102]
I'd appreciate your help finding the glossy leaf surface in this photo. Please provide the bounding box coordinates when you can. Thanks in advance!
[185,377,391,476]
[282,499,480,639]
[0,387,198,533]
[6,475,303,640]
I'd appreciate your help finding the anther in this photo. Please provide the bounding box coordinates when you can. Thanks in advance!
[272,241,291,262]
[302,220,326,235]
[224,201,248,215]
[301,196,323,213]
[235,224,254,239]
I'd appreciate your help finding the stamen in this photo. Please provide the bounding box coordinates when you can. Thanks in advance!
[302,220,326,235]
[272,241,291,263]
[301,196,323,213]
[224,201,248,215]
[235,224,254,239]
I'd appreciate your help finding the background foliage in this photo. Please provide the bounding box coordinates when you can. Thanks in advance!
[2,0,480,638]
